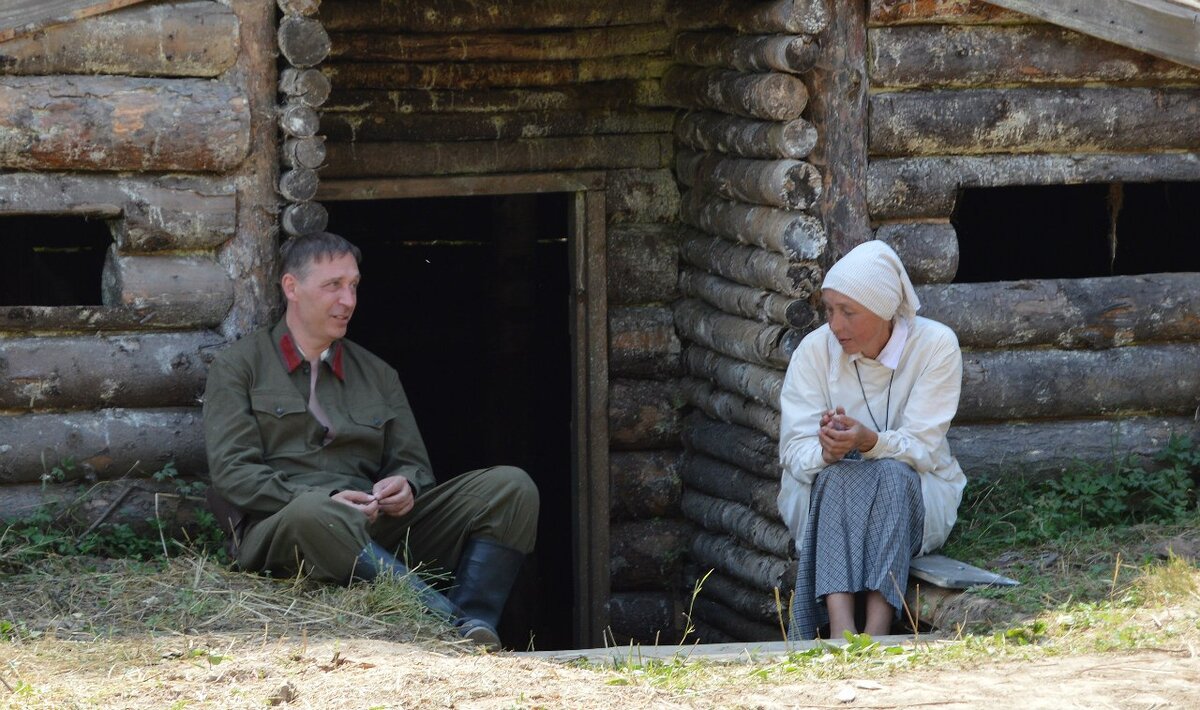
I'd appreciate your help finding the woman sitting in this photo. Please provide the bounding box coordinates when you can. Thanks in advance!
[778,240,966,639]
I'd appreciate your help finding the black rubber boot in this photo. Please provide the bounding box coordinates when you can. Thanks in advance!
[447,539,525,637]
[354,542,501,649]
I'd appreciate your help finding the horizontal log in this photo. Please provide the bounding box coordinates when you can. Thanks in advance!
[674,298,796,369]
[322,0,669,32]
[279,67,332,107]
[869,24,1200,89]
[701,571,787,624]
[867,153,1200,220]
[607,224,680,306]
[663,66,808,120]
[329,24,671,63]
[682,488,792,558]
[680,231,821,300]
[673,31,818,74]
[606,169,680,224]
[0,305,228,333]
[681,453,781,520]
[101,252,234,326]
[691,531,793,592]
[610,450,683,520]
[609,306,681,378]
[609,379,684,451]
[958,343,1200,422]
[682,377,781,441]
[681,411,782,480]
[0,76,250,173]
[683,346,784,410]
[873,222,959,284]
[667,0,831,35]
[282,136,326,170]
[281,201,330,237]
[611,518,693,591]
[322,109,674,143]
[680,191,826,261]
[0,1,238,77]
[0,408,204,484]
[948,416,1200,480]
[324,134,671,178]
[675,111,817,160]
[279,168,320,202]
[677,149,821,210]
[0,173,236,252]
[679,267,819,329]
[325,80,667,114]
[866,0,1029,26]
[917,274,1200,349]
[278,15,330,68]
[0,331,222,410]
[0,478,206,534]
[691,597,781,641]
[321,56,671,91]
[870,88,1200,157]
[607,592,683,645]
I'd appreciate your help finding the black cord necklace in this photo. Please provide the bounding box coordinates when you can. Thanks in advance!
[853,361,893,432]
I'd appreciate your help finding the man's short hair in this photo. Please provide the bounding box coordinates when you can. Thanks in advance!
[280,232,362,280]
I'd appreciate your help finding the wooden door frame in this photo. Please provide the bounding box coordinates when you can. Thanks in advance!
[318,172,610,649]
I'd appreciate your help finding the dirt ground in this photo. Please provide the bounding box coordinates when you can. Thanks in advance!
[3,634,1198,709]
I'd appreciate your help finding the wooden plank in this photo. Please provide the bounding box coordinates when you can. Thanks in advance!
[322,135,671,178]
[608,306,681,378]
[909,554,1019,589]
[329,24,670,62]
[0,1,238,78]
[869,23,1200,89]
[0,0,150,44]
[609,379,683,451]
[317,172,606,201]
[870,87,1200,157]
[321,57,671,91]
[322,0,669,32]
[321,109,674,144]
[324,81,667,115]
[987,0,1200,70]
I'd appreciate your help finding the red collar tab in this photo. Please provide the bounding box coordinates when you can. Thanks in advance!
[278,333,346,382]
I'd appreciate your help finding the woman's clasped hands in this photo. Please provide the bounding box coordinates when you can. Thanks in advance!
[818,406,879,464]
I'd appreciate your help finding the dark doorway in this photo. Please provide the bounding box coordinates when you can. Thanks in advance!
[0,215,111,306]
[325,193,575,650]
[951,182,1200,282]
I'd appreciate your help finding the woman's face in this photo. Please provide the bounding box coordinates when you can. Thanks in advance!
[822,289,893,359]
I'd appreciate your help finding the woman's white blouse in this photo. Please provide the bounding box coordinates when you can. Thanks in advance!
[777,316,967,555]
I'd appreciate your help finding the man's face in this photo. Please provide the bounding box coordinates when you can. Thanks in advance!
[282,252,360,350]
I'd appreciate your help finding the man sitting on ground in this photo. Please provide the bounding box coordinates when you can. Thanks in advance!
[203,231,539,648]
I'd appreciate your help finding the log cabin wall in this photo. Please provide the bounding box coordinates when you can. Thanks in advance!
[672,0,1200,643]
[0,2,277,532]
[312,0,685,645]
[866,0,1200,480]
[663,0,836,643]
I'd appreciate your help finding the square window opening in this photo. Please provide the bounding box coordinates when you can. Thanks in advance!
[0,215,111,306]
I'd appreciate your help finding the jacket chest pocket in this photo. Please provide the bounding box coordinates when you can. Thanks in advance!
[250,389,309,454]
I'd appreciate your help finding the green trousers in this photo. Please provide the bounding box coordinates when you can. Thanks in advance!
[235,466,538,583]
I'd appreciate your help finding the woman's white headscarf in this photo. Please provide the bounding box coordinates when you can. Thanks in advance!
[821,240,920,322]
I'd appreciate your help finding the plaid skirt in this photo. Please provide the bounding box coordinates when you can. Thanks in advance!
[788,458,924,640]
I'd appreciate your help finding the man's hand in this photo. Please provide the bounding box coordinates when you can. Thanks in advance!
[331,489,380,523]
[818,407,879,464]
[373,475,415,518]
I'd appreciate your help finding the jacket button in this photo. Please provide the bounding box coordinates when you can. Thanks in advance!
[275,406,284,415]
[373,418,382,426]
